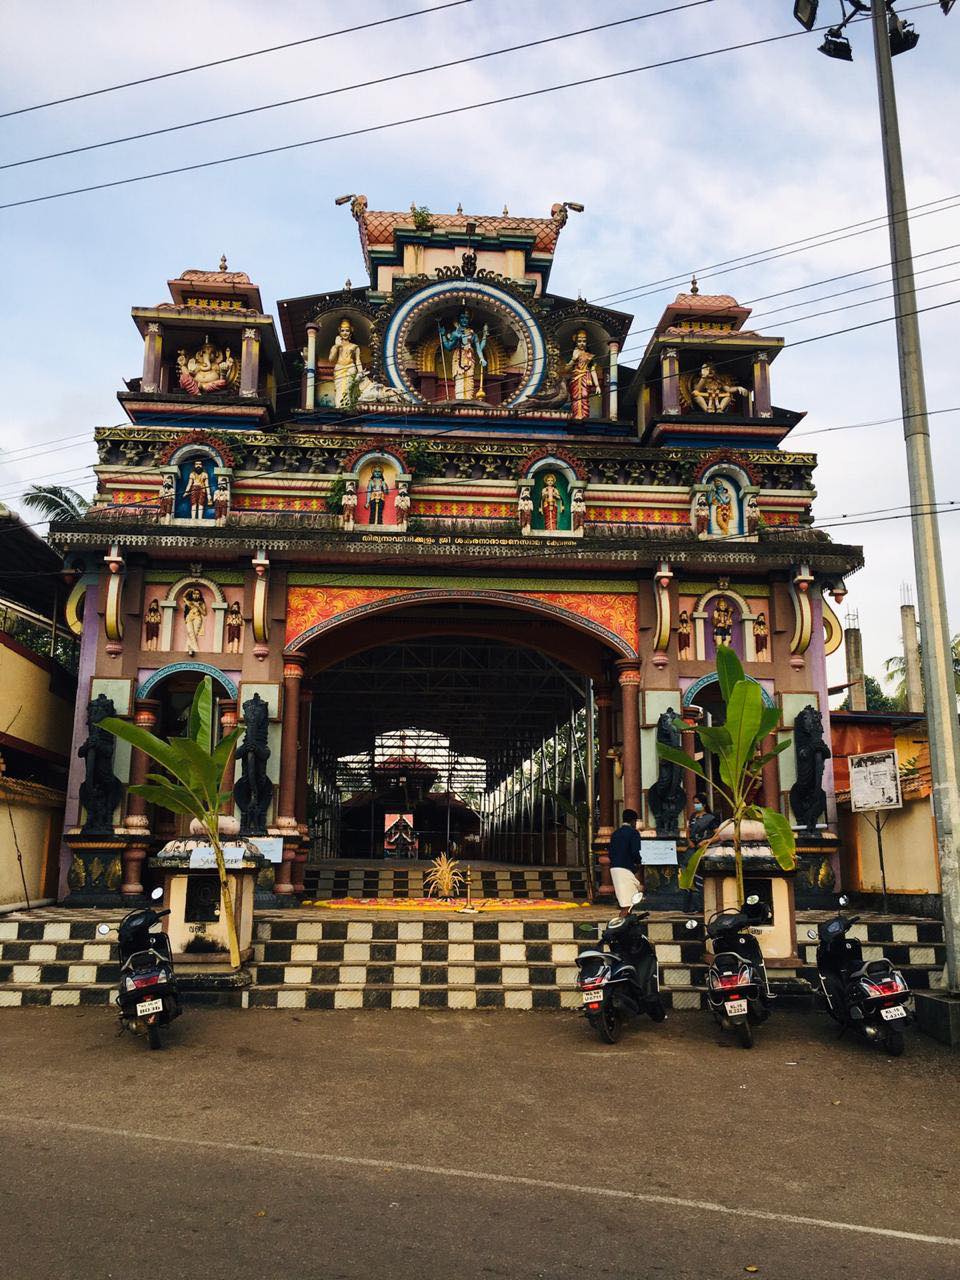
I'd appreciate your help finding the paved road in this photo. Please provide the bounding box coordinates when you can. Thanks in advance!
[0,1007,958,1279]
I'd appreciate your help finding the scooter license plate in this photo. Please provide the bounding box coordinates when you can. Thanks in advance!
[725,998,748,1017]
[581,990,603,1005]
[880,1004,907,1021]
[136,998,163,1017]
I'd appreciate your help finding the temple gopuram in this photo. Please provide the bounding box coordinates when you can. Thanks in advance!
[52,197,862,907]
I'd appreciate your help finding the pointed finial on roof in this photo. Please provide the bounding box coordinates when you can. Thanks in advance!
[456,202,463,214]
[345,277,352,290]
[410,201,417,213]
[690,273,699,295]
[219,254,228,272]
[502,204,509,216]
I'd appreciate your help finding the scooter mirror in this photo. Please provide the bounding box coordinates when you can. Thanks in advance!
[685,919,699,931]
[150,887,164,901]
[746,894,760,906]
[807,928,818,940]
[631,891,644,905]
[838,895,849,907]
[96,923,111,936]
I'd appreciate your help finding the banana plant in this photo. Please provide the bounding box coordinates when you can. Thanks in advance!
[101,677,243,968]
[656,646,796,904]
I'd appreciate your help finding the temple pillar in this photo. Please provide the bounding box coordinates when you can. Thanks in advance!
[292,687,313,893]
[304,322,318,411]
[607,340,620,421]
[681,726,698,823]
[141,323,163,394]
[123,698,160,898]
[760,732,780,810]
[616,660,643,813]
[661,347,680,415]
[240,326,261,399]
[275,658,304,896]
[218,699,238,815]
[752,350,772,418]
[594,689,615,896]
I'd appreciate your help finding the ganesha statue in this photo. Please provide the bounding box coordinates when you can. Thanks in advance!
[177,340,240,396]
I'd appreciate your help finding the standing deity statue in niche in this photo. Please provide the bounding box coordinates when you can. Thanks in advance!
[693,490,710,536]
[78,695,123,836]
[712,595,735,648]
[570,487,586,535]
[185,459,213,519]
[144,598,162,650]
[677,609,691,656]
[753,611,768,657]
[564,330,600,420]
[710,477,733,536]
[213,475,231,525]
[395,480,411,532]
[439,309,488,401]
[366,466,390,525]
[539,473,565,532]
[158,474,175,524]
[745,492,760,535]
[182,586,207,655]
[518,484,533,535]
[329,318,364,407]
[176,340,240,396]
[341,479,358,532]
[225,600,243,654]
[691,363,748,414]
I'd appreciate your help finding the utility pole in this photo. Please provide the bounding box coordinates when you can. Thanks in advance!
[867,2,960,988]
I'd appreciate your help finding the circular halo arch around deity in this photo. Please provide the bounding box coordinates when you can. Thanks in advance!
[382,279,546,407]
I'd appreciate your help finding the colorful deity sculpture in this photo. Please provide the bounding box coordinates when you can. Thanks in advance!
[564,330,600,420]
[693,490,710,537]
[341,478,358,531]
[570,487,586,535]
[176,340,239,396]
[225,600,243,653]
[710,477,733,536]
[158,473,176,524]
[182,586,207,655]
[518,484,533,535]
[745,492,760,535]
[395,480,411,532]
[213,475,231,525]
[329,318,364,407]
[753,611,768,656]
[185,459,213,520]
[691,363,748,414]
[712,595,735,648]
[677,609,691,656]
[440,309,488,401]
[539,473,565,532]
[366,466,390,525]
[144,598,162,650]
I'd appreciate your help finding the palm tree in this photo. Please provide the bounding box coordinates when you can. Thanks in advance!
[21,484,90,522]
[884,633,960,708]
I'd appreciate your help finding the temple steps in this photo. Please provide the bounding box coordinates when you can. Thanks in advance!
[0,909,945,1010]
[301,862,591,902]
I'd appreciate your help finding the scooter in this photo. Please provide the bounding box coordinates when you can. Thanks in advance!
[97,887,181,1050]
[575,892,666,1043]
[807,895,912,1056]
[687,894,773,1048]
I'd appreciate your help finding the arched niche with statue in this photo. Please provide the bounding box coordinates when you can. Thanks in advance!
[691,464,759,540]
[521,458,584,536]
[339,450,412,531]
[685,586,769,663]
[141,575,232,656]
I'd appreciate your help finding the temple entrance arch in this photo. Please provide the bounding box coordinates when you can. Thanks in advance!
[278,595,642,881]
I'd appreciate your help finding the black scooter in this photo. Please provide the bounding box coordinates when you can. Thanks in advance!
[687,894,773,1048]
[576,892,666,1043]
[807,895,912,1056]
[97,888,181,1050]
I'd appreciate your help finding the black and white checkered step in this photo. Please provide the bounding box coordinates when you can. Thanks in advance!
[302,864,591,902]
[242,984,710,1011]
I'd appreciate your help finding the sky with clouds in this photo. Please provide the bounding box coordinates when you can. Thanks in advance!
[1,0,957,696]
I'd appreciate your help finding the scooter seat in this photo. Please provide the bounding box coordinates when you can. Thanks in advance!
[576,950,611,965]
[848,958,895,982]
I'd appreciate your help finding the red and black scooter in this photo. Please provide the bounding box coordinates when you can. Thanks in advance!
[97,888,181,1050]
[808,895,912,1056]
[687,894,773,1049]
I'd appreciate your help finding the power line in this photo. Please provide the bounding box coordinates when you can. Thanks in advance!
[791,405,960,439]
[0,19,874,214]
[0,1,475,120]
[1,3,719,172]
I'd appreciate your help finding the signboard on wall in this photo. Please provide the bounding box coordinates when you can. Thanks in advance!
[640,839,678,866]
[849,750,903,812]
[188,838,283,868]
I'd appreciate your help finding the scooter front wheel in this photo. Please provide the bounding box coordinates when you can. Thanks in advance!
[147,1021,162,1051]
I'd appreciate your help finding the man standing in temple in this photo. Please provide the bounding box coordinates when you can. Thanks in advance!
[608,807,643,915]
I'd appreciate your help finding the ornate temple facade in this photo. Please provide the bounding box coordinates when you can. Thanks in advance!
[52,198,861,904]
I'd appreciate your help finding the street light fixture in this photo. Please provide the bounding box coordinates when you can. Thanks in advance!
[819,25,854,58]
[794,0,820,29]
[792,1,960,995]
